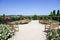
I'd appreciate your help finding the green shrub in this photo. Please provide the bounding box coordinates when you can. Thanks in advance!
[47,29,60,40]
[32,15,38,20]
[0,24,15,40]
[11,21,20,25]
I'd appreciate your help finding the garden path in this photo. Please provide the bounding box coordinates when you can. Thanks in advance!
[9,20,46,40]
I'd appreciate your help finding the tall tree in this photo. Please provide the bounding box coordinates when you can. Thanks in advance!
[53,10,56,16]
[56,10,60,16]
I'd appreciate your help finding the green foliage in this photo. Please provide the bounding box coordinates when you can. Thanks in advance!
[49,10,60,17]
[0,24,15,40]
[10,16,20,21]
[43,16,48,20]
[0,14,5,20]
[53,10,56,16]
[11,21,20,25]
[49,10,60,22]
[11,16,16,21]
[32,15,38,20]
[2,14,6,20]
[0,16,3,19]
[57,10,60,16]
[26,16,32,20]
[49,11,54,17]
[49,10,56,17]
[47,29,60,40]
[19,15,25,20]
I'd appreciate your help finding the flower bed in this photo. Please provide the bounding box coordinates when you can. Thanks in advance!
[0,24,15,40]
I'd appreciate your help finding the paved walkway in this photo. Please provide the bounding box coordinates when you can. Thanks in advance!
[9,20,46,40]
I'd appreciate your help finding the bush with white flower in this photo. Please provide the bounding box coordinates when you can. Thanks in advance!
[0,24,15,40]
[47,29,60,40]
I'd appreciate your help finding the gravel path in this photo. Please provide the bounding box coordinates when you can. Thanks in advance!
[9,20,46,40]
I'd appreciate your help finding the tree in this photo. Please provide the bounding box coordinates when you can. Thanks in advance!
[56,10,60,16]
[2,14,5,19]
[32,15,38,20]
[49,11,53,17]
[53,10,56,16]
[49,10,56,17]
[49,11,53,16]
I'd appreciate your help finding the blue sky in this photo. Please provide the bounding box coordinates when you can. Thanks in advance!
[0,0,60,15]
